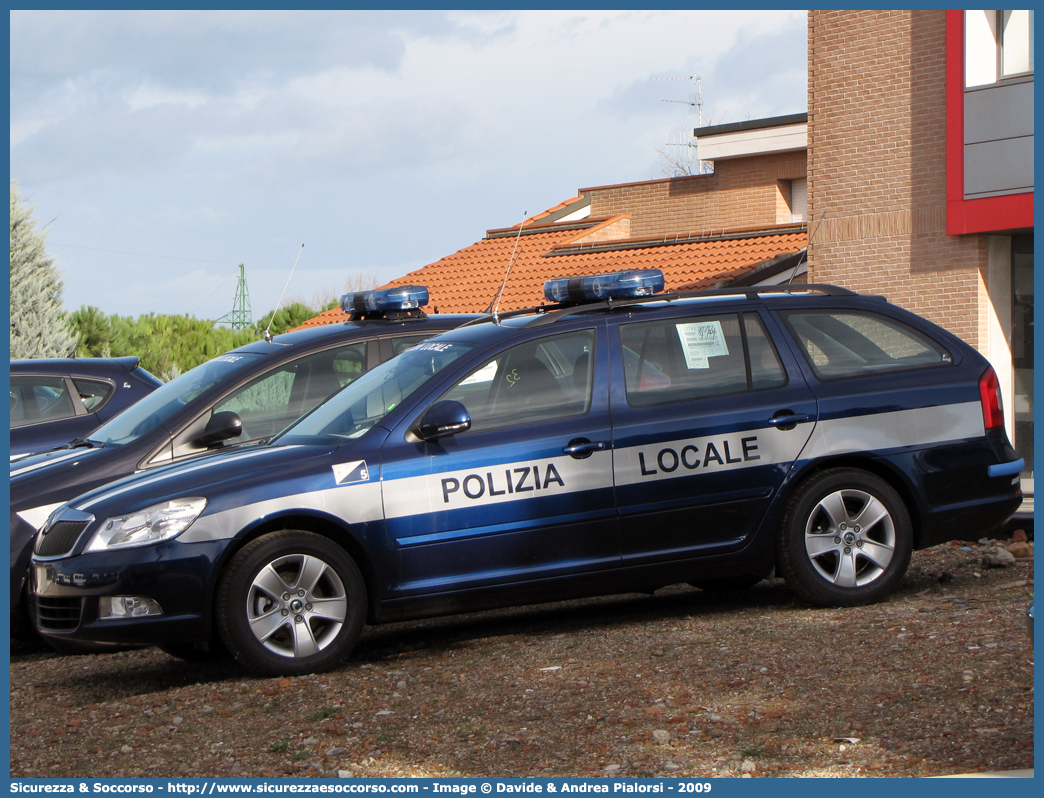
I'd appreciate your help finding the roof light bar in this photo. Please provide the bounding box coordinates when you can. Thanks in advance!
[544,269,665,305]
[341,285,429,316]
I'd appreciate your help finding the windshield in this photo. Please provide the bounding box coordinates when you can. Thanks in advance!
[277,340,474,444]
[89,352,265,447]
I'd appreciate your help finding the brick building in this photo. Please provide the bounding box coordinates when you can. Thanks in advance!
[298,138,809,329]
[803,9,1034,501]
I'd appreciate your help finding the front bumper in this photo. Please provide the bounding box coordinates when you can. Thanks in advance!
[31,540,226,647]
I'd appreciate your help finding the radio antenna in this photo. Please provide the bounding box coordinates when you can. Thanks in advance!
[264,243,305,342]
[486,211,527,319]
[786,212,826,285]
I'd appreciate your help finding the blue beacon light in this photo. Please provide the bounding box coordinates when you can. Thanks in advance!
[341,285,430,315]
[544,269,665,305]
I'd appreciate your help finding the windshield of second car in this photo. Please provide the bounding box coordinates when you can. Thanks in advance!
[276,340,474,444]
[89,353,265,447]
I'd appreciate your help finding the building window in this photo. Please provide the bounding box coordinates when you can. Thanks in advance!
[788,179,807,223]
[965,10,1035,86]
[1000,10,1034,78]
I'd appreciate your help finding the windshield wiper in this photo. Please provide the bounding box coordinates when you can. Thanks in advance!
[66,437,101,449]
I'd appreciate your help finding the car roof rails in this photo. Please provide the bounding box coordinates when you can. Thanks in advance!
[462,276,860,330]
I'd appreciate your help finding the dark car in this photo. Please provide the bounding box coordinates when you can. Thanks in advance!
[10,356,163,459]
[30,272,1023,675]
[10,286,475,637]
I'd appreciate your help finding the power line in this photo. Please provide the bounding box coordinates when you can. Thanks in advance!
[47,240,237,267]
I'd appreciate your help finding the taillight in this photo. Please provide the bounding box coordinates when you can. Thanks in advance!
[979,366,1005,430]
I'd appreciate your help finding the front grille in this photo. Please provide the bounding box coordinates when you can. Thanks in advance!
[34,520,90,558]
[36,596,83,631]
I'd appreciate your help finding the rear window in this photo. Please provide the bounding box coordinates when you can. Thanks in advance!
[618,312,787,407]
[780,309,952,379]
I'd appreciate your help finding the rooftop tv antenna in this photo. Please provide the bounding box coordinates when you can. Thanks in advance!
[216,263,253,331]
[654,74,712,175]
[263,244,305,342]
[657,74,705,127]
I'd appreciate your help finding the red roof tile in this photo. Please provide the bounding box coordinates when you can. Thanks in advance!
[293,206,807,329]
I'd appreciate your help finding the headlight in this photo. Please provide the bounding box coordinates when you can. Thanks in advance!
[85,497,208,552]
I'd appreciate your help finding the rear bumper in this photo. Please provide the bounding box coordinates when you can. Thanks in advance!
[918,492,1024,548]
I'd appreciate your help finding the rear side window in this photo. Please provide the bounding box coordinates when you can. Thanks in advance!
[10,376,78,427]
[71,378,114,412]
[619,313,786,407]
[780,309,952,379]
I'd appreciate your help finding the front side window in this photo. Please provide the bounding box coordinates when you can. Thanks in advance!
[280,340,476,443]
[437,330,595,433]
[214,343,369,443]
[91,353,264,447]
[780,309,952,380]
[10,376,77,428]
[619,313,786,407]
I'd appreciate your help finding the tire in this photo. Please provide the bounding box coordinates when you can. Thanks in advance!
[215,530,367,676]
[778,468,912,607]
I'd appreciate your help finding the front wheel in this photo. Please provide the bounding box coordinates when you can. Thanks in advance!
[778,468,912,607]
[216,530,367,676]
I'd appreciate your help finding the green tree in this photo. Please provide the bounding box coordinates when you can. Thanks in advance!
[67,306,261,379]
[69,305,114,357]
[255,302,317,338]
[10,183,77,359]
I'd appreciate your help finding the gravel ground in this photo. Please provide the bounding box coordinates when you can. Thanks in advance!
[10,536,1034,780]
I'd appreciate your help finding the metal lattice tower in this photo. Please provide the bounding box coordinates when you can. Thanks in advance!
[217,263,253,330]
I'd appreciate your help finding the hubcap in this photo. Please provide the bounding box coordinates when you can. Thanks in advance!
[804,489,895,588]
[245,553,348,658]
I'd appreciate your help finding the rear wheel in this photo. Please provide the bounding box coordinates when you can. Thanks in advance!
[216,530,366,676]
[778,468,912,607]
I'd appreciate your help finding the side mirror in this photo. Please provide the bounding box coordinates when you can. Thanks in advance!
[416,400,471,441]
[199,411,243,447]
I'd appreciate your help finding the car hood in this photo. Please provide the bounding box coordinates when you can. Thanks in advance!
[64,441,340,521]
[10,445,107,480]
[10,444,124,516]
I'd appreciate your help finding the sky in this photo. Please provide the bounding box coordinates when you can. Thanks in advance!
[10,9,808,321]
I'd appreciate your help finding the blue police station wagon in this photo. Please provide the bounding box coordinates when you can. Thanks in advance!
[31,272,1023,675]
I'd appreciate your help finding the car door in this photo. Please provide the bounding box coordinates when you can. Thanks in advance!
[610,307,817,562]
[9,375,93,454]
[379,325,618,598]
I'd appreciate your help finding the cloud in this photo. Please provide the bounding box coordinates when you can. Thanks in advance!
[11,9,809,318]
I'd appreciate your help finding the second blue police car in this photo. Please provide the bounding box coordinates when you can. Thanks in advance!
[31,271,1023,675]
[10,356,163,459]
[10,287,474,639]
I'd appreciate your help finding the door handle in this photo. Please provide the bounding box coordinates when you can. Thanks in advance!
[768,411,811,431]
[563,438,607,459]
